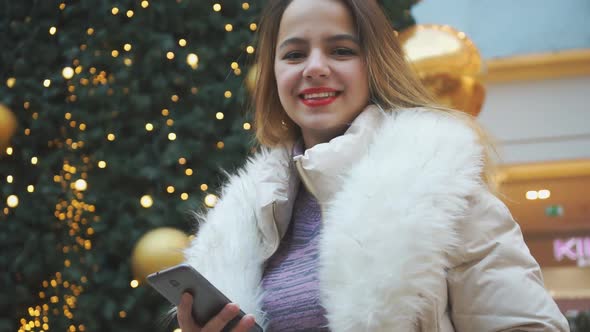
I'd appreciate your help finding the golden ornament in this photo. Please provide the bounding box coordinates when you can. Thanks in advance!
[399,24,485,116]
[420,73,485,118]
[0,104,17,148]
[131,227,190,281]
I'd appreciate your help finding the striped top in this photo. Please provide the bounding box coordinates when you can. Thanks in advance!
[260,185,330,331]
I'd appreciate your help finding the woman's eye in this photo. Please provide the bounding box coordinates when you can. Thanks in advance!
[333,48,355,56]
[283,51,305,60]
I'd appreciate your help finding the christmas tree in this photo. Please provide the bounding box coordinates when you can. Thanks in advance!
[0,0,418,330]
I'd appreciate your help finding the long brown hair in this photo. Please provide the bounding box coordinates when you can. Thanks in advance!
[252,0,498,189]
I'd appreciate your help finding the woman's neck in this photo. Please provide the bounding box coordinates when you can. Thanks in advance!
[301,126,348,150]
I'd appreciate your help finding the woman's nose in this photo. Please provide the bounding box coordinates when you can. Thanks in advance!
[303,51,330,79]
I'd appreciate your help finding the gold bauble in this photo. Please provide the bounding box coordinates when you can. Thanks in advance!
[420,73,485,117]
[131,227,190,281]
[399,24,482,77]
[0,104,17,148]
[399,24,485,116]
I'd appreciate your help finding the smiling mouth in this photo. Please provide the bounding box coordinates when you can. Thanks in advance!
[298,91,341,107]
[299,91,341,100]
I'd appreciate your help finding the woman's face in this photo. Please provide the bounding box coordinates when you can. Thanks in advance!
[274,0,370,148]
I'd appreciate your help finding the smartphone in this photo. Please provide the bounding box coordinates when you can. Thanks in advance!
[147,263,263,332]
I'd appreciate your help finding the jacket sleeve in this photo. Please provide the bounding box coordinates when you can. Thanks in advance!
[182,153,268,318]
[447,190,569,332]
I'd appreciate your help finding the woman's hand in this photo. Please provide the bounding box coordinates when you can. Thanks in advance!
[177,293,257,332]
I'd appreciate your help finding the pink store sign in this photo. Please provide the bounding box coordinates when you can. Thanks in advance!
[554,237,590,267]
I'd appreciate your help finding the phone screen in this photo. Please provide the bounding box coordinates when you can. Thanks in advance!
[147,264,262,332]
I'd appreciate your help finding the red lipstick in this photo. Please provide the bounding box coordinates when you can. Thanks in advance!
[299,87,340,107]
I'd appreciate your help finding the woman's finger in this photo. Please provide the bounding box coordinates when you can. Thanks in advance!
[231,314,256,332]
[177,293,201,332]
[201,303,240,332]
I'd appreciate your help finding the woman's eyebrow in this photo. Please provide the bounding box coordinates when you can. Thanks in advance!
[278,37,307,50]
[278,34,359,50]
[324,34,359,45]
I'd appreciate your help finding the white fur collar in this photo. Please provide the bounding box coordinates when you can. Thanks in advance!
[292,105,386,205]
[317,108,483,330]
[185,107,484,331]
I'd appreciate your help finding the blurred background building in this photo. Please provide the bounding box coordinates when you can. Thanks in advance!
[414,0,590,316]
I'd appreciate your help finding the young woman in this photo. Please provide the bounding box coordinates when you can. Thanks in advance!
[176,0,569,331]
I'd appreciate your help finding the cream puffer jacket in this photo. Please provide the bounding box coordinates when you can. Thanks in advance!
[183,106,569,331]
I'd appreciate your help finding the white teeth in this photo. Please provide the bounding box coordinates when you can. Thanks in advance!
[302,91,337,99]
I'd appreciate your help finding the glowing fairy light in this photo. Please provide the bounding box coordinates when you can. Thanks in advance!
[74,179,87,191]
[140,195,153,208]
[7,77,16,88]
[204,194,218,207]
[7,195,19,208]
[62,67,74,79]
[187,53,199,69]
